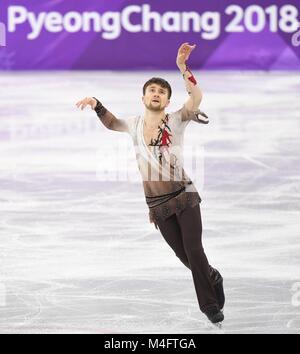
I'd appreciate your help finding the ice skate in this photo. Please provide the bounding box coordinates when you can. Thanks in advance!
[205,307,224,325]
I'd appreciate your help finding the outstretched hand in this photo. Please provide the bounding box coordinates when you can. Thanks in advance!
[76,97,97,110]
[176,42,196,67]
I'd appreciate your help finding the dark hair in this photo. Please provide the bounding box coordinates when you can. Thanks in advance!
[143,77,172,99]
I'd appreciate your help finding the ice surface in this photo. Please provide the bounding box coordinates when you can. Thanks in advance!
[0,71,299,334]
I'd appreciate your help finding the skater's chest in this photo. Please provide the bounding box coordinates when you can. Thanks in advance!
[142,115,173,148]
[143,125,161,147]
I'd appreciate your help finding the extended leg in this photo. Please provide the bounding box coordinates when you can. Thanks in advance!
[176,204,219,314]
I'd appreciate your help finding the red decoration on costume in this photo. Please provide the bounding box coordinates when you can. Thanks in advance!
[188,74,197,85]
[185,65,197,85]
[161,129,172,147]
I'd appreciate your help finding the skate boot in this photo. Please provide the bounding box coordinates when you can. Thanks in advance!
[204,306,224,324]
[210,267,225,310]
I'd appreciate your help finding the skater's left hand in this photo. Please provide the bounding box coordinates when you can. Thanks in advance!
[176,42,196,67]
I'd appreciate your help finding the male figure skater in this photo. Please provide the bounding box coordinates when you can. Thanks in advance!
[76,43,225,324]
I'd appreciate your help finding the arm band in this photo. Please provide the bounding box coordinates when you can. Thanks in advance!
[92,97,107,117]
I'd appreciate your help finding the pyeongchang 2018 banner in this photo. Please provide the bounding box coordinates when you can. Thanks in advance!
[0,0,299,70]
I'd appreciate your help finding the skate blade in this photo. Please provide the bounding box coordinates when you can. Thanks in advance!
[214,322,223,329]
[204,320,224,332]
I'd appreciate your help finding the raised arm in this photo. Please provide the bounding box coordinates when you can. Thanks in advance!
[76,97,129,133]
[176,43,208,124]
[176,43,203,111]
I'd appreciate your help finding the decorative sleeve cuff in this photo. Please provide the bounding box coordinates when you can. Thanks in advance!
[92,97,107,118]
[194,109,209,124]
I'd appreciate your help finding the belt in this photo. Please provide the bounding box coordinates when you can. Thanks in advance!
[145,186,186,209]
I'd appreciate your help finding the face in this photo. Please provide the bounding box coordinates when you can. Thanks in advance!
[142,84,170,112]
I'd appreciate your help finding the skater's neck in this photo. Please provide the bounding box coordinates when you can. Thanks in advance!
[143,109,166,129]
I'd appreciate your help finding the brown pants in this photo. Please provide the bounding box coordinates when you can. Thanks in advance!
[155,203,219,313]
